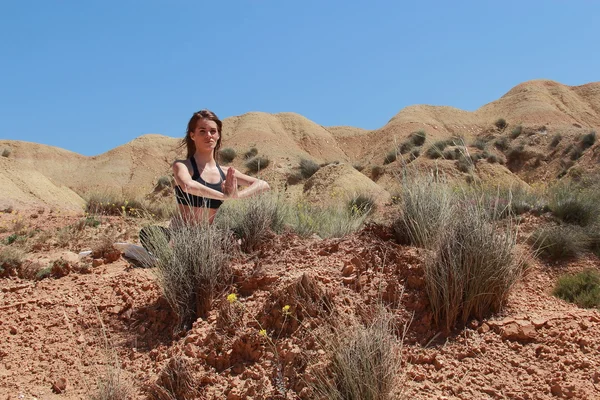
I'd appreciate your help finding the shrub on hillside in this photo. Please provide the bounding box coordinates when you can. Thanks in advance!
[494,137,509,151]
[156,176,172,190]
[243,147,258,160]
[472,138,487,150]
[425,199,522,331]
[218,147,236,163]
[399,141,414,155]
[287,200,368,239]
[392,173,454,248]
[0,247,23,277]
[410,130,427,146]
[425,140,452,159]
[383,150,397,165]
[550,134,562,148]
[510,125,523,139]
[371,166,383,181]
[245,156,270,173]
[547,182,599,226]
[495,118,507,131]
[1,148,10,157]
[299,158,320,179]
[348,193,376,217]
[310,310,400,400]
[580,131,596,150]
[529,225,589,261]
[456,155,473,173]
[553,269,600,309]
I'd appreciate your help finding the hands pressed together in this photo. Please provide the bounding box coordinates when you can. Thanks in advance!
[222,167,238,199]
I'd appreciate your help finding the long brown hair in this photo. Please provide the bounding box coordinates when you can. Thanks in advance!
[182,109,223,159]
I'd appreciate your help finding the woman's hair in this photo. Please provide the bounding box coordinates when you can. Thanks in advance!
[182,109,223,159]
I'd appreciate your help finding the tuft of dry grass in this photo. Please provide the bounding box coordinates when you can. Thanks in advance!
[425,198,523,332]
[299,158,321,179]
[146,356,198,400]
[0,247,23,277]
[310,309,401,400]
[245,156,270,173]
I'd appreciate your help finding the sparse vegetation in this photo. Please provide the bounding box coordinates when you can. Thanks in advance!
[494,137,509,151]
[243,147,258,160]
[352,163,364,172]
[398,141,414,155]
[245,156,270,173]
[218,147,237,163]
[371,166,383,181]
[0,247,23,277]
[2,148,10,157]
[156,176,172,190]
[580,131,596,150]
[425,140,454,159]
[410,130,427,146]
[472,138,487,150]
[383,150,397,165]
[425,197,523,331]
[299,158,320,179]
[553,269,600,309]
[547,182,599,226]
[348,193,376,216]
[529,225,589,261]
[550,134,562,148]
[510,125,523,139]
[311,310,400,400]
[495,118,507,131]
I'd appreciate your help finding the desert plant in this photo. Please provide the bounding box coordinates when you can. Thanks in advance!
[494,137,509,151]
[287,200,367,239]
[383,150,397,165]
[494,118,507,131]
[486,154,499,163]
[510,125,522,139]
[1,148,10,157]
[529,225,589,261]
[348,194,376,216]
[570,148,583,161]
[36,266,52,280]
[85,193,145,217]
[216,193,285,252]
[146,356,198,400]
[352,163,364,172]
[580,131,596,150]
[371,166,383,181]
[425,199,523,331]
[156,176,172,190]
[547,182,599,226]
[392,173,454,248]
[410,149,420,160]
[0,247,23,277]
[218,147,236,163]
[553,269,600,309]
[243,147,258,160]
[472,138,487,150]
[550,134,562,148]
[91,367,134,400]
[410,130,427,146]
[456,155,473,173]
[299,158,320,179]
[150,222,234,327]
[398,141,414,155]
[311,311,400,400]
[245,156,270,173]
[425,140,451,159]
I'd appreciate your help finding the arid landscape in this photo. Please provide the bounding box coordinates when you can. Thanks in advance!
[1,79,600,399]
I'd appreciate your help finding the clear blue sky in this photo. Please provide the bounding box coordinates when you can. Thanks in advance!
[1,1,598,156]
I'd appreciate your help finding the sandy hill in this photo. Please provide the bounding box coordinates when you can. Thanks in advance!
[1,79,599,211]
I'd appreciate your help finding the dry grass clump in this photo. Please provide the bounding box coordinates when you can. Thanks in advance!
[150,222,234,327]
[547,182,599,226]
[243,147,258,160]
[245,156,270,173]
[495,118,507,131]
[580,130,596,150]
[348,193,376,217]
[299,158,321,178]
[0,247,23,277]
[510,125,523,139]
[218,147,236,164]
[216,193,285,252]
[529,225,589,261]
[425,198,523,332]
[553,269,600,309]
[1,148,10,157]
[288,200,368,239]
[310,310,401,400]
[146,356,198,400]
[550,133,562,148]
[392,173,454,248]
[91,367,134,400]
[383,150,397,165]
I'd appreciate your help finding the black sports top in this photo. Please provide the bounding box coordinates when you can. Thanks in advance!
[174,157,226,209]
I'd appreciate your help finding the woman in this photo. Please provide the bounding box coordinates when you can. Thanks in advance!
[140,109,270,251]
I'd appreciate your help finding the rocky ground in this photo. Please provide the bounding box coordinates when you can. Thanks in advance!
[1,209,599,399]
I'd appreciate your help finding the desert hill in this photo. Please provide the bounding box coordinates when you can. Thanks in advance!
[1,79,599,211]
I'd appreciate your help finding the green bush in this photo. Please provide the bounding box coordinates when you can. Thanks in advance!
[553,269,600,309]
[425,198,522,332]
[472,138,487,150]
[495,118,507,131]
[529,225,589,261]
[399,141,414,155]
[494,137,509,151]
[218,147,236,163]
[570,148,583,161]
[286,200,368,239]
[245,156,270,173]
[299,158,320,179]
[156,176,172,190]
[425,140,453,159]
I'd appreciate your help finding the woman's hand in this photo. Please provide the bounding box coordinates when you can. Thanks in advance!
[222,167,238,198]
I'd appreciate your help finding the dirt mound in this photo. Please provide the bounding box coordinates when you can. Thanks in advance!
[302,163,391,206]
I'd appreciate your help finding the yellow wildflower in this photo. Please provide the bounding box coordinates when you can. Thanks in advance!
[259,329,267,337]
[282,305,291,315]
[227,293,238,304]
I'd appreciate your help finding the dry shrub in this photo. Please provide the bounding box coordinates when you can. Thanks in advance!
[299,158,321,179]
[529,225,589,261]
[310,309,401,400]
[392,172,454,248]
[91,367,134,400]
[245,156,270,173]
[287,200,368,239]
[150,222,234,328]
[425,199,523,332]
[0,247,23,277]
[146,356,198,400]
[553,269,600,309]
[348,193,376,216]
[548,182,599,226]
[216,193,285,252]
[218,147,236,163]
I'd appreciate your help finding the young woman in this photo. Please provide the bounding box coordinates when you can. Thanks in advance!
[139,109,270,251]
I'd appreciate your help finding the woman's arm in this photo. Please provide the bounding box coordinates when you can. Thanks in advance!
[172,161,227,200]
[223,167,270,199]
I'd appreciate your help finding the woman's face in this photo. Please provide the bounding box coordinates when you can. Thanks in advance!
[190,118,220,151]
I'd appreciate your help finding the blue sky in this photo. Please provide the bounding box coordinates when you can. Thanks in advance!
[1,1,598,156]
